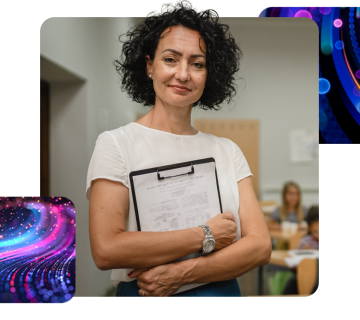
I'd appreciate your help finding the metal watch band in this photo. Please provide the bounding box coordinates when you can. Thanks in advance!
[199,225,211,235]
[198,225,215,254]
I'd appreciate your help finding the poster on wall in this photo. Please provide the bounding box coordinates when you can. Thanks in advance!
[289,129,318,163]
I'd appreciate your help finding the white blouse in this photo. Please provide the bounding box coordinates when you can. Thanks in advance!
[86,122,252,287]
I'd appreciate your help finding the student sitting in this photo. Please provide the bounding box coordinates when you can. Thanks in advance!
[298,206,319,249]
[267,181,307,231]
[282,205,319,295]
[267,181,307,294]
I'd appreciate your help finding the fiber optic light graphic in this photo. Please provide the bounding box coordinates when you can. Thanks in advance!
[0,197,75,303]
[260,7,360,144]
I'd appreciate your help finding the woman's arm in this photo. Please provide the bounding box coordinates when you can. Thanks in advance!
[89,179,237,271]
[185,176,272,282]
[131,176,272,296]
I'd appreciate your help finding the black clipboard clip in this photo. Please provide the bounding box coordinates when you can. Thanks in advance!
[157,163,194,180]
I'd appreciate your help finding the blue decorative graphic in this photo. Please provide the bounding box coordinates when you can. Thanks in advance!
[260,7,360,143]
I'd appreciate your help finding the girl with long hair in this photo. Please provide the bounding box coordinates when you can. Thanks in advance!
[267,181,306,231]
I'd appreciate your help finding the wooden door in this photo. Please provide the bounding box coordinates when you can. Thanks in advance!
[40,80,50,196]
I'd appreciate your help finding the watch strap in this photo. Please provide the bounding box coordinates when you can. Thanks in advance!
[199,225,212,236]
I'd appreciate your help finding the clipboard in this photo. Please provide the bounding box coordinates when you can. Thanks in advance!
[129,157,223,294]
[129,157,223,233]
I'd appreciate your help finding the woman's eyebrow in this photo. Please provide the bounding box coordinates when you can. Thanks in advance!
[162,48,206,59]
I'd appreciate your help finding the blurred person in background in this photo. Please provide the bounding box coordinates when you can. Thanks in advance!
[267,182,307,294]
[282,205,319,295]
[267,181,307,231]
[298,205,319,250]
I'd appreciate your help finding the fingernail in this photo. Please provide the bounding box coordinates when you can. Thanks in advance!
[127,271,133,276]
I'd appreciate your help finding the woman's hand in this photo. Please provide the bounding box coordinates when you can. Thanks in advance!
[128,263,185,297]
[206,212,237,251]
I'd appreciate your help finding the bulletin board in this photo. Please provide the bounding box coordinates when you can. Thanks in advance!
[195,119,259,198]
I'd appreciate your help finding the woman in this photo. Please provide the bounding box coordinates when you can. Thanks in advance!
[87,1,271,297]
[267,181,306,231]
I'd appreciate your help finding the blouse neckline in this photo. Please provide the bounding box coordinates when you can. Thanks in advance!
[130,122,202,138]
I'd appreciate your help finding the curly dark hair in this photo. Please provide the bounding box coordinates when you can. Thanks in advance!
[115,1,242,110]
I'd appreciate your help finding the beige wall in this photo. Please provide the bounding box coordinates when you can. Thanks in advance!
[40,17,319,297]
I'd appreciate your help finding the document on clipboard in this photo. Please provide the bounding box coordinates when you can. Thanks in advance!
[129,157,222,294]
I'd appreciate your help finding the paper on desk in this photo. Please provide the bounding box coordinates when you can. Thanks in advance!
[284,250,319,268]
[132,161,236,294]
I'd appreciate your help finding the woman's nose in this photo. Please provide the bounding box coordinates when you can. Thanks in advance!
[175,62,190,81]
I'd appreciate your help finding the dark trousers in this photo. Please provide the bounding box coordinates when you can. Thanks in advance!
[116,278,241,297]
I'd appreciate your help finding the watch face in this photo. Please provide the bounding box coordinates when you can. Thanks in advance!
[204,239,215,253]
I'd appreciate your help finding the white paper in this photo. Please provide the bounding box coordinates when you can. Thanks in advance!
[284,249,319,268]
[289,129,318,163]
[132,161,221,294]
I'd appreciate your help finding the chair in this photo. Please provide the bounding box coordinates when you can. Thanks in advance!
[296,258,318,295]
[289,231,307,250]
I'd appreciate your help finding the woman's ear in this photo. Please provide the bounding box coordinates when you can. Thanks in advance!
[145,55,153,77]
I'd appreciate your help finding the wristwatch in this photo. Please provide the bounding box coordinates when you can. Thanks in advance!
[199,225,216,254]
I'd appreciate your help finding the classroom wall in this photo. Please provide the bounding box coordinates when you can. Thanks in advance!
[40,17,319,297]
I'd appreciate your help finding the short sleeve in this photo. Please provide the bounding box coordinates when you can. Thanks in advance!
[231,140,253,182]
[298,235,310,249]
[86,131,129,200]
[269,208,281,223]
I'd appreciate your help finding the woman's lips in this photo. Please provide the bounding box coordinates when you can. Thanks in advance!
[169,85,191,92]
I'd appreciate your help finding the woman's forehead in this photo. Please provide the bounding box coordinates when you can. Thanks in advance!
[158,25,206,54]
[287,186,299,192]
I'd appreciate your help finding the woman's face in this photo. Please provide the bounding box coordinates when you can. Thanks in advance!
[146,25,207,108]
[310,221,319,242]
[284,185,300,208]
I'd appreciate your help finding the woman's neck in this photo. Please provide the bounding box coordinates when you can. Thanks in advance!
[136,98,198,135]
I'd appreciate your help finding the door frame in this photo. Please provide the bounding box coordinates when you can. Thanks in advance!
[40,80,50,196]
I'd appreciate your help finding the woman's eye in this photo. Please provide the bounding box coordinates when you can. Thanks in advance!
[165,58,175,63]
[193,62,203,68]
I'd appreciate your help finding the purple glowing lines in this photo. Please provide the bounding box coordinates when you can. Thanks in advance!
[0,197,76,303]
[333,19,343,28]
[354,87,360,97]
[294,10,312,19]
[342,39,360,92]
[356,70,360,79]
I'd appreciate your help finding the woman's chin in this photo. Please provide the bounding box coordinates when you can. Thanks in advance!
[161,98,196,109]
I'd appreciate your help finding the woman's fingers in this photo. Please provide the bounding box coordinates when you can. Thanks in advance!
[137,281,151,296]
[128,268,148,278]
[137,281,175,297]
[222,212,235,222]
[137,280,162,296]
